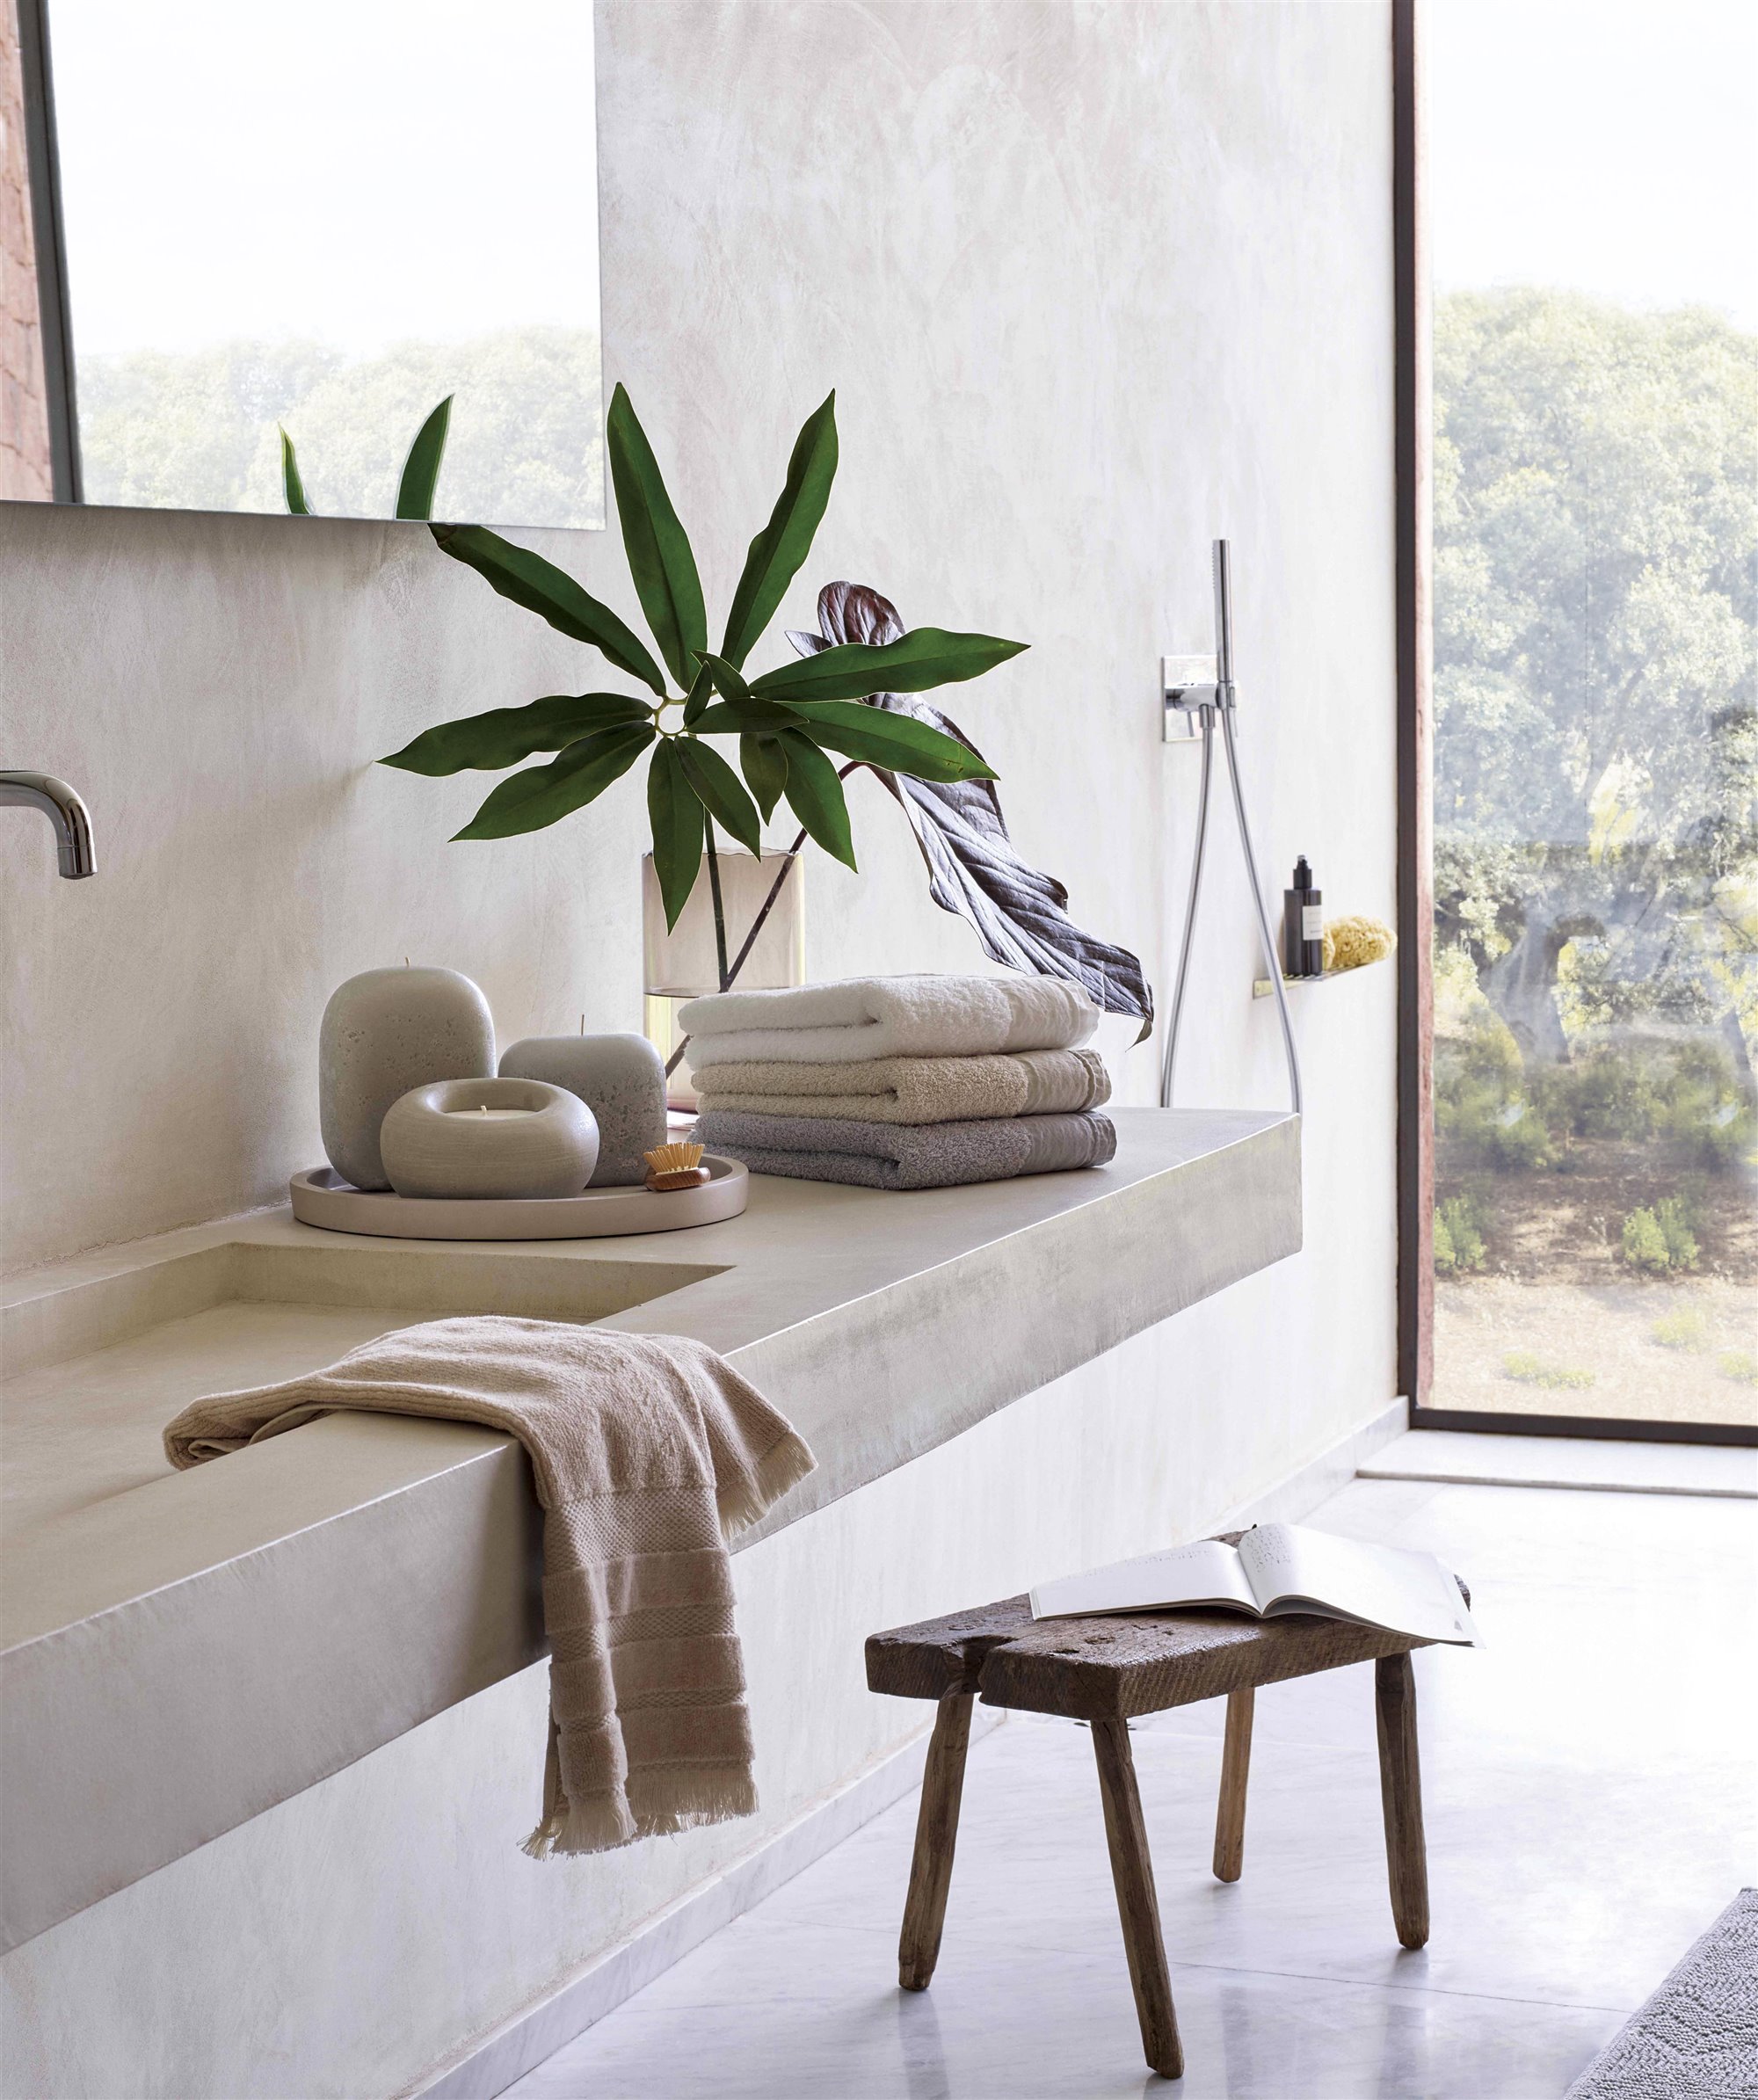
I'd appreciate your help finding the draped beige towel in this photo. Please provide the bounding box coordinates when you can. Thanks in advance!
[163,1316,815,1857]
[694,1046,1111,1125]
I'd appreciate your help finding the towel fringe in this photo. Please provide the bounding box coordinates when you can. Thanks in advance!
[524,1771,759,1857]
[718,1432,817,1539]
[523,1790,638,1859]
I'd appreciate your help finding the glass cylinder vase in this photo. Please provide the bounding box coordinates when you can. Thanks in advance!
[643,850,805,1109]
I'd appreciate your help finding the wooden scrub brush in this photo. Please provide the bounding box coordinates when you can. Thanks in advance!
[644,1140,711,1192]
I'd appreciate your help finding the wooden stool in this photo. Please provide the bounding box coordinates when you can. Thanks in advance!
[865,1546,1465,2082]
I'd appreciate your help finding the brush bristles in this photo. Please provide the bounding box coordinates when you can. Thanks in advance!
[644,1141,705,1174]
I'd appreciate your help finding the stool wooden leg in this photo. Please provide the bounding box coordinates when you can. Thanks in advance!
[1374,1653,1430,1949]
[1212,1686,1253,1883]
[898,1690,974,1990]
[1092,1719,1184,2080]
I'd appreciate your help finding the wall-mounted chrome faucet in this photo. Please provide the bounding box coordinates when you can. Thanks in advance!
[0,772,96,878]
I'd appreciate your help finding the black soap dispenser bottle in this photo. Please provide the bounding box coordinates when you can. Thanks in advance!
[1283,857,1323,978]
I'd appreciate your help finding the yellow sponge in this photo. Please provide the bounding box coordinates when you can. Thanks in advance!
[1322,913,1397,973]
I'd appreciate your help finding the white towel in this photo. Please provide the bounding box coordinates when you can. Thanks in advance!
[681,974,1098,1070]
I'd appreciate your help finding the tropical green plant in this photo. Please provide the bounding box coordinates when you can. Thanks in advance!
[280,396,454,520]
[79,329,606,520]
[379,385,1027,937]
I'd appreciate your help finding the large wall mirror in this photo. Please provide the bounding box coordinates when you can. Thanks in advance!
[2,0,602,528]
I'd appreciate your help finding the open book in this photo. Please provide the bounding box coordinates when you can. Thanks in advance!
[1029,1522,1479,1647]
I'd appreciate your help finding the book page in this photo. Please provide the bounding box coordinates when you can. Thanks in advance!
[1238,1523,1479,1646]
[1030,1538,1257,1621]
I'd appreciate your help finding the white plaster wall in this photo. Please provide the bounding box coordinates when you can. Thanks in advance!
[2,0,1393,1274]
[0,3,1397,2091]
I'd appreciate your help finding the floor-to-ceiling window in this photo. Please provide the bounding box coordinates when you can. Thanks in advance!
[1414,0,1755,1436]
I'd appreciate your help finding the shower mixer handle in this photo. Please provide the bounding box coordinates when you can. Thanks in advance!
[1162,541,1239,740]
[1162,655,1217,741]
[1161,655,1236,743]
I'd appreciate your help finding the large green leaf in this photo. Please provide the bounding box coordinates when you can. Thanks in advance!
[720,391,838,669]
[775,729,856,869]
[381,692,654,776]
[279,426,309,514]
[647,740,705,929]
[740,732,788,822]
[607,383,707,690]
[432,524,665,694]
[454,723,654,839]
[678,739,762,856]
[785,700,997,783]
[686,694,810,735]
[700,653,752,704]
[680,658,715,728]
[395,396,453,520]
[751,627,1027,704]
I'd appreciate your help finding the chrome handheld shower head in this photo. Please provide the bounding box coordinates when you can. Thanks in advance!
[1211,539,1235,694]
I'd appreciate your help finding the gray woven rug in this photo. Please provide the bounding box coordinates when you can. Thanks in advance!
[1567,1889,1758,2098]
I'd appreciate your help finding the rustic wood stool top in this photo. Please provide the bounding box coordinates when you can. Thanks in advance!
[864,1542,1468,2082]
[866,1586,1451,1718]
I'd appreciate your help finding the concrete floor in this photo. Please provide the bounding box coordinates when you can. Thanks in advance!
[506,1473,1757,2099]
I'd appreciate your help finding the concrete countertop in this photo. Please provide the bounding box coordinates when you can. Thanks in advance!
[0,1108,1299,1953]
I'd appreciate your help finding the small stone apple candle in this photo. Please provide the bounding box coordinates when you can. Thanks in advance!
[319,965,495,1191]
[499,1030,667,1187]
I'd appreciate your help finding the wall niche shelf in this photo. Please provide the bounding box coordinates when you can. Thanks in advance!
[1253,961,1387,999]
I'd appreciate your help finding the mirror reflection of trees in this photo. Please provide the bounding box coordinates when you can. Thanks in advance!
[75,325,604,528]
[1431,288,1756,1425]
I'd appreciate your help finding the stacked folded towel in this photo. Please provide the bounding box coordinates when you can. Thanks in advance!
[686,975,1116,1191]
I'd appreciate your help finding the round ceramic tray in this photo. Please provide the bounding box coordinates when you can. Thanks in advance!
[288,1157,747,1241]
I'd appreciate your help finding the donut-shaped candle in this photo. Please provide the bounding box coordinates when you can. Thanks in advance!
[379,1078,599,1199]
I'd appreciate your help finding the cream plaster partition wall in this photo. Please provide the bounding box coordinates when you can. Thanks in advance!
[2,0,1391,1275]
[0,4,1397,2093]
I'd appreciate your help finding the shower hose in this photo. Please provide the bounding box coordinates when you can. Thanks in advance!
[1157,549,1303,1118]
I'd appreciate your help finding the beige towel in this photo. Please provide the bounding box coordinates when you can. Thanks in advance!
[163,1317,815,1857]
[694,1046,1111,1124]
[681,973,1098,1068]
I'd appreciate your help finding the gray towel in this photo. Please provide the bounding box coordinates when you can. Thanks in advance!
[692,1109,1116,1191]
